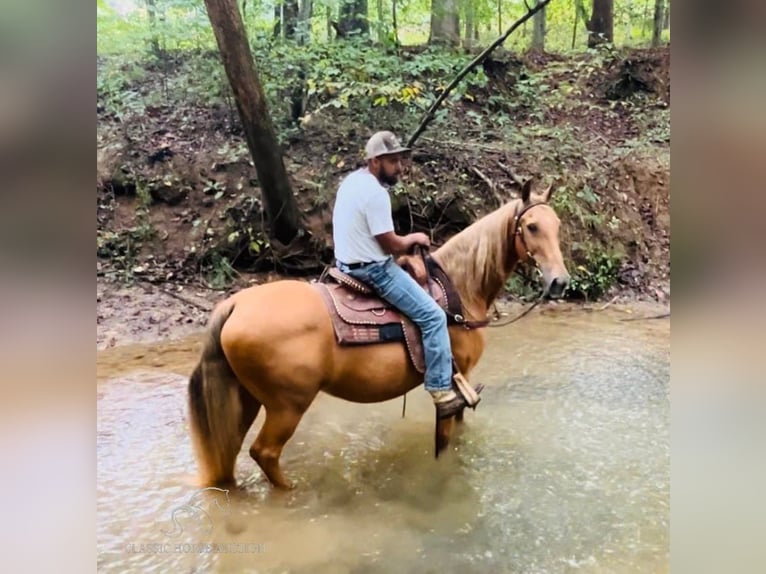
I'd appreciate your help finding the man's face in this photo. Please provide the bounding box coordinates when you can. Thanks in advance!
[374,154,404,186]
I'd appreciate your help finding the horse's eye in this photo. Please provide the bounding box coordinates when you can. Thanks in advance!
[527,223,538,233]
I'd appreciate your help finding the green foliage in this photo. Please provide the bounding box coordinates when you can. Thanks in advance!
[568,250,623,300]
[505,271,542,300]
[97,1,668,298]
[96,220,157,282]
[200,251,238,289]
[97,0,670,60]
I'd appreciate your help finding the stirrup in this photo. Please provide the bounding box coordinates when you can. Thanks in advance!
[452,373,483,408]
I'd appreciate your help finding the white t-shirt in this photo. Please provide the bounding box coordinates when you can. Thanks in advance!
[332,168,394,264]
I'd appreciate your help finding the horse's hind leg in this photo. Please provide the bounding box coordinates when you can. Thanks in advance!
[249,406,305,489]
[238,385,261,440]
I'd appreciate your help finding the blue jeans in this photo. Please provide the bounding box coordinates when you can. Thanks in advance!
[339,258,452,392]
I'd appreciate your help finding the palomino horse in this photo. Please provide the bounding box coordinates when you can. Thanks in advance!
[188,179,570,489]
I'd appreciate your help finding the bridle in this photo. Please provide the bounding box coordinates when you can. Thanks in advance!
[487,201,549,327]
[511,201,545,267]
[414,201,552,329]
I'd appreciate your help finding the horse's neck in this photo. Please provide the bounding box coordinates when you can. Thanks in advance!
[433,201,521,320]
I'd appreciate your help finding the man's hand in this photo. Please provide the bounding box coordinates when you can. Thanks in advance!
[375,231,430,256]
[408,232,431,249]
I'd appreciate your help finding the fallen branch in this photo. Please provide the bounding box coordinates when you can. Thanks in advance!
[620,311,670,322]
[597,295,619,311]
[432,195,456,237]
[471,166,504,207]
[471,166,496,191]
[419,137,507,154]
[584,295,619,312]
[498,161,524,187]
[140,281,215,313]
[407,0,554,148]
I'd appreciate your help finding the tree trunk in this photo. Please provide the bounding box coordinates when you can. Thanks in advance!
[297,0,312,44]
[430,0,460,46]
[335,0,369,38]
[652,0,664,46]
[587,0,613,47]
[641,0,650,40]
[532,5,546,50]
[283,0,299,38]
[145,0,164,57]
[273,3,281,37]
[392,0,400,46]
[572,0,588,48]
[203,0,303,244]
[376,0,384,42]
[464,0,474,49]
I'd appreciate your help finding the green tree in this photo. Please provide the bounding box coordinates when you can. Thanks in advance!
[588,0,614,47]
[203,0,304,244]
[430,0,461,46]
[334,0,370,38]
[532,5,547,50]
[652,0,665,46]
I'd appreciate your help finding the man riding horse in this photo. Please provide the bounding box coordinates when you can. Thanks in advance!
[332,131,482,419]
[187,129,569,489]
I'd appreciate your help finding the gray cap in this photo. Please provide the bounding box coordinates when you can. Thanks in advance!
[364,131,411,160]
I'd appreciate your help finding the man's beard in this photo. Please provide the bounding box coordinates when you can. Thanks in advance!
[378,171,399,186]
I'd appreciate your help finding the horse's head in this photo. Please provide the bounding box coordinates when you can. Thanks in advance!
[512,179,571,299]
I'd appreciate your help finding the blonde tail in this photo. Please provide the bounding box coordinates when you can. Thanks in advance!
[188,303,250,485]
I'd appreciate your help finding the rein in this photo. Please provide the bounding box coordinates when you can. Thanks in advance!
[415,201,549,331]
[402,205,545,418]
[424,253,491,329]
[487,295,544,327]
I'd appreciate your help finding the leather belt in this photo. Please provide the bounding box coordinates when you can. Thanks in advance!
[338,261,374,270]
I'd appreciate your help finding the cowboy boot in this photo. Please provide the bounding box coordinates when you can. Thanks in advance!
[431,390,465,419]
[452,372,483,408]
[430,375,484,420]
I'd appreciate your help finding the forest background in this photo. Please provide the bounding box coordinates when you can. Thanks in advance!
[96,0,670,306]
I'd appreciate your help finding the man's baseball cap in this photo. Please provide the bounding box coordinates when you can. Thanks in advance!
[364,131,411,160]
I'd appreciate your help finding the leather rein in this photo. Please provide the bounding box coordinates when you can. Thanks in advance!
[417,201,547,330]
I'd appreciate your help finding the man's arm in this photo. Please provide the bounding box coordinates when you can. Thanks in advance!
[375,231,430,256]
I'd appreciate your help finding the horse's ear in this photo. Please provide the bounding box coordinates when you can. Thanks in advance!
[541,183,554,203]
[521,178,533,203]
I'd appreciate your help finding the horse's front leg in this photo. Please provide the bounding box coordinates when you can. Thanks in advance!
[249,406,306,489]
[435,416,454,458]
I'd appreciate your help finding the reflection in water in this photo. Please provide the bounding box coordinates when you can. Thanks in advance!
[97,307,669,573]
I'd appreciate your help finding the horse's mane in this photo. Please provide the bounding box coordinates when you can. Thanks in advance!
[434,199,522,310]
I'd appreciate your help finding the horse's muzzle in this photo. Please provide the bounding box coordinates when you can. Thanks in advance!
[545,276,569,299]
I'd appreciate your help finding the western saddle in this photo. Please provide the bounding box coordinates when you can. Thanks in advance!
[312,256,488,373]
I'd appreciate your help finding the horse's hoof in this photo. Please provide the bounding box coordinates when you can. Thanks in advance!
[272,479,296,491]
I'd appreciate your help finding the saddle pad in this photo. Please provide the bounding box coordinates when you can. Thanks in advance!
[313,283,426,373]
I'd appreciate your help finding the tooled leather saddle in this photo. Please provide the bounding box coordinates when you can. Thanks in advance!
[312,257,487,373]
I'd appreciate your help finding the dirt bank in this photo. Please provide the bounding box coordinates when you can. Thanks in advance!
[96,277,669,352]
[97,45,670,347]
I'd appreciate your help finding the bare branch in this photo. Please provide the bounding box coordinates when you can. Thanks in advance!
[471,166,496,192]
[419,136,506,153]
[407,0,555,148]
[471,166,504,207]
[498,161,524,187]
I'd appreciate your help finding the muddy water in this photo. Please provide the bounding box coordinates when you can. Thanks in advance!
[97,307,669,573]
